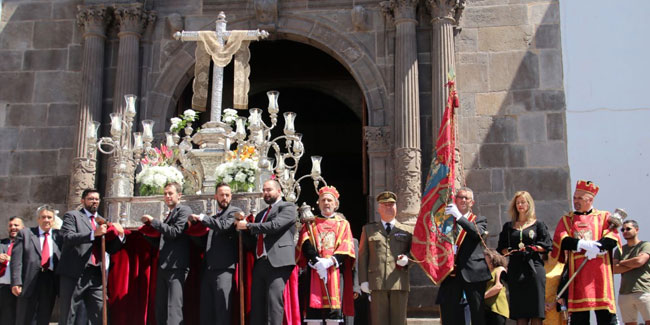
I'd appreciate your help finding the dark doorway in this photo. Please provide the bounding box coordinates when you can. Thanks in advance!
[176,40,367,236]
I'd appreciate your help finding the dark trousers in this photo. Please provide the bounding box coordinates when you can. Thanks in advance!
[249,257,293,325]
[199,268,233,325]
[438,276,487,325]
[485,310,506,325]
[570,310,617,325]
[0,284,17,325]
[16,270,56,325]
[353,292,370,325]
[59,266,103,325]
[155,268,188,325]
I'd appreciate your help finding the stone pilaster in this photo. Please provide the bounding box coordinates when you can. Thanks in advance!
[67,5,110,208]
[427,0,465,134]
[382,0,421,223]
[364,126,392,221]
[113,3,147,117]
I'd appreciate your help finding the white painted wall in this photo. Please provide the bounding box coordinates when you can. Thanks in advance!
[561,0,650,322]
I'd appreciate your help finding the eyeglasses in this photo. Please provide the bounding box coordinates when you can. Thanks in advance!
[622,227,634,232]
[456,195,472,201]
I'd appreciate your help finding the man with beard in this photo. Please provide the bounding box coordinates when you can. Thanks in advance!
[436,187,491,325]
[296,186,355,325]
[189,182,243,325]
[0,216,24,325]
[614,220,650,325]
[549,180,619,324]
[58,188,125,325]
[236,179,297,325]
[141,182,192,325]
[11,205,62,325]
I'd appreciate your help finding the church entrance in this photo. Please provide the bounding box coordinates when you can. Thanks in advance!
[175,40,368,236]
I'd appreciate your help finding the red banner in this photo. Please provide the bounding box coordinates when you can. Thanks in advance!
[411,79,459,285]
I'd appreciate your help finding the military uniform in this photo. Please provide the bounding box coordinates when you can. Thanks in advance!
[358,219,413,325]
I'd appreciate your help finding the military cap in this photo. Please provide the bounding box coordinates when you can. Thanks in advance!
[376,191,397,203]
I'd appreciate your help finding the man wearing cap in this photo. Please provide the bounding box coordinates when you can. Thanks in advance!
[297,186,355,325]
[549,180,620,324]
[358,191,413,325]
[437,187,491,325]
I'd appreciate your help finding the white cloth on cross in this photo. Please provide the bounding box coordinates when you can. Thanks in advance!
[193,30,251,111]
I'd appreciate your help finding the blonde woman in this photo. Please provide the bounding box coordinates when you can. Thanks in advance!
[497,191,552,325]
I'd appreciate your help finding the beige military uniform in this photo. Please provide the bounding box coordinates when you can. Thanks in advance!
[358,220,413,325]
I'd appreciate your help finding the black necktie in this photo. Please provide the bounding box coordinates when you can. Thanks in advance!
[385,223,391,233]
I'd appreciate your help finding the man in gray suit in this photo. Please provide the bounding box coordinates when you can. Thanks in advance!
[58,188,125,325]
[141,182,191,325]
[0,216,24,325]
[11,205,62,325]
[189,182,242,325]
[236,179,297,325]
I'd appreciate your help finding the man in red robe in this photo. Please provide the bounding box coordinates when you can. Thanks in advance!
[550,180,620,324]
[296,186,355,325]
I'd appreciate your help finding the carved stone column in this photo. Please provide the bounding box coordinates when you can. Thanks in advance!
[382,0,421,223]
[67,5,110,208]
[107,3,150,197]
[427,0,465,134]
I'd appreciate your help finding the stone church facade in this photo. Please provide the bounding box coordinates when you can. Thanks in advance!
[0,0,568,316]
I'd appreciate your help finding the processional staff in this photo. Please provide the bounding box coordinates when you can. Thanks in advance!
[173,11,268,122]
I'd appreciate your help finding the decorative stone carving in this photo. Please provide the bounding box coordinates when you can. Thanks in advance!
[166,13,184,36]
[364,126,392,153]
[381,0,418,25]
[114,3,147,37]
[351,5,368,31]
[77,5,110,38]
[68,158,97,209]
[426,0,465,24]
[255,0,278,31]
[342,47,361,62]
[394,147,421,223]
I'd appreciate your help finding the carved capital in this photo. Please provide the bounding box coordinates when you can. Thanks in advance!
[67,157,97,209]
[364,126,392,153]
[114,3,147,37]
[394,147,421,221]
[426,0,466,25]
[255,0,278,32]
[77,5,110,39]
[381,0,418,25]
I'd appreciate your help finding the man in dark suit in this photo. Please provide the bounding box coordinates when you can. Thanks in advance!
[11,205,62,325]
[437,187,491,325]
[141,182,191,325]
[58,188,125,325]
[236,179,297,325]
[189,182,242,325]
[0,216,24,325]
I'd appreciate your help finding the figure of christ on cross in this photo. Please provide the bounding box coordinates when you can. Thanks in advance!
[174,11,269,122]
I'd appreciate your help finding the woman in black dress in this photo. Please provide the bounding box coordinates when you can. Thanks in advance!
[497,191,552,325]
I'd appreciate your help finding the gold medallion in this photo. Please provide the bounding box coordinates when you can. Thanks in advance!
[518,242,525,249]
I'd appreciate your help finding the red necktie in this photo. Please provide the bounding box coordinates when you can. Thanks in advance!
[90,215,101,265]
[41,232,50,269]
[256,206,272,258]
[0,241,14,277]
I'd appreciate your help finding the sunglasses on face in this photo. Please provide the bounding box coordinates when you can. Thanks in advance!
[622,227,634,232]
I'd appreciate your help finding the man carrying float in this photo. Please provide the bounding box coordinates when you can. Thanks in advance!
[296,186,355,324]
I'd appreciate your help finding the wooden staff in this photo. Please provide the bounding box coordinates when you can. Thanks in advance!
[234,211,247,325]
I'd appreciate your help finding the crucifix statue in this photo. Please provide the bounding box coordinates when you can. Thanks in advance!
[174,11,269,122]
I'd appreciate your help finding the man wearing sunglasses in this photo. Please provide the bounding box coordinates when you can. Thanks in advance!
[614,220,650,325]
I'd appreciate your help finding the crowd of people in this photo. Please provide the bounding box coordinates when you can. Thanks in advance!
[0,179,648,325]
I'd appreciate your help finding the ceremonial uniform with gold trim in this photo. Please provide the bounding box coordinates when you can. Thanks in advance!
[358,220,413,325]
[550,209,620,314]
[297,213,355,321]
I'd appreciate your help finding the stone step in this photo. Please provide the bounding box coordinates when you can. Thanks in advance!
[407,318,441,325]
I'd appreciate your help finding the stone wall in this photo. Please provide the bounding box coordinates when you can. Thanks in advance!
[0,0,81,231]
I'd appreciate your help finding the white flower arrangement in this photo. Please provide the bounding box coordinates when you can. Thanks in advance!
[170,109,199,133]
[136,165,184,196]
[215,158,258,192]
[222,108,238,128]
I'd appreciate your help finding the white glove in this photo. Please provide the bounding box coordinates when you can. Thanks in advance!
[316,266,328,282]
[396,254,409,267]
[577,240,601,260]
[445,204,463,220]
[360,282,371,294]
[314,257,334,271]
